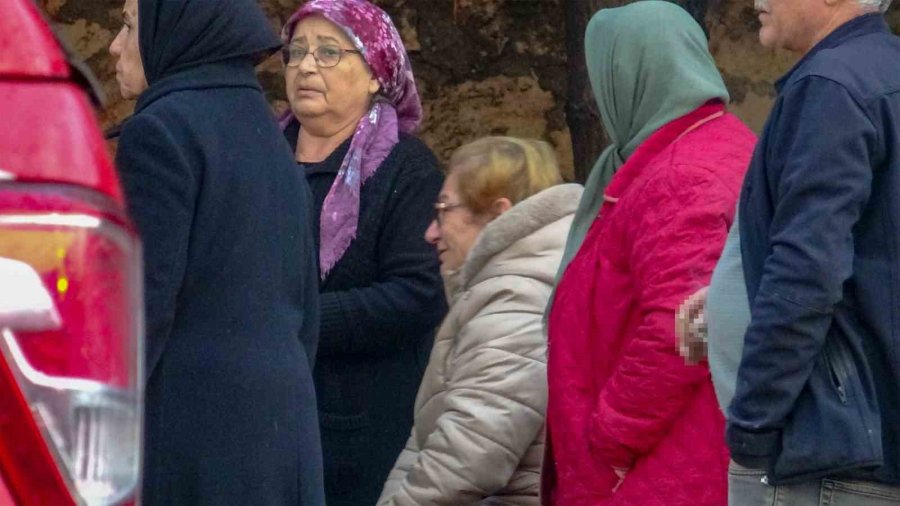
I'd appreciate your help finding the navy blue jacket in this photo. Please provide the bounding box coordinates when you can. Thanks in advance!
[728,14,900,485]
[119,57,324,505]
[116,0,324,502]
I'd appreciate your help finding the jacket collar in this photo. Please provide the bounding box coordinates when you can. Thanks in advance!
[775,13,889,93]
[445,183,582,295]
[135,57,261,115]
[603,100,725,202]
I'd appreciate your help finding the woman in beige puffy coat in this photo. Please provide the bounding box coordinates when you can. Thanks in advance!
[377,137,582,505]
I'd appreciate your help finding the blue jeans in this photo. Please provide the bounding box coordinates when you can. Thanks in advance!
[728,460,900,506]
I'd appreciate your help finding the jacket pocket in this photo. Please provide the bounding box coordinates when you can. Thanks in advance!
[773,333,882,484]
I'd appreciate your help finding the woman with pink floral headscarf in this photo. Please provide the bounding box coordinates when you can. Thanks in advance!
[279,1,446,504]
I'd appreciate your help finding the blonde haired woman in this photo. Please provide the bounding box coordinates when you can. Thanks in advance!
[378,137,582,505]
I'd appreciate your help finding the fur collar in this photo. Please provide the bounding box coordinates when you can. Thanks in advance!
[449,183,582,292]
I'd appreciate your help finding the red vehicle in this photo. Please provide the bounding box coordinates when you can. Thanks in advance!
[0,0,144,505]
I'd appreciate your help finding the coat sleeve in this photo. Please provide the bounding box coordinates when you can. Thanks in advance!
[590,167,735,469]
[378,429,421,502]
[378,281,548,505]
[726,77,876,466]
[317,156,446,358]
[115,114,196,378]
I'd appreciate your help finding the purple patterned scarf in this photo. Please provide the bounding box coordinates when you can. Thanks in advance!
[281,0,423,279]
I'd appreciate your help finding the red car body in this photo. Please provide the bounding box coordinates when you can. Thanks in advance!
[0,1,143,505]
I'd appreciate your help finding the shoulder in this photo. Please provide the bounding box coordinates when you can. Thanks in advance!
[137,86,269,131]
[641,114,753,204]
[115,112,202,203]
[119,97,213,177]
[135,91,200,125]
[462,274,551,324]
[396,133,438,159]
[616,168,736,244]
[795,34,900,102]
[369,134,443,201]
[772,73,878,144]
[384,133,442,178]
[675,113,754,171]
[450,278,548,360]
[671,112,756,166]
[122,95,200,154]
[639,164,738,217]
[118,108,183,160]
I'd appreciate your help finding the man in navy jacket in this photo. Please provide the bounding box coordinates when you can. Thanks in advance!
[726,0,900,503]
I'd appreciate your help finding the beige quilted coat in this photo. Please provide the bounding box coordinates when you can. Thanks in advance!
[377,183,582,506]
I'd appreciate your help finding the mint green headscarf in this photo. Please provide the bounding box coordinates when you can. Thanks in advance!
[556,1,730,280]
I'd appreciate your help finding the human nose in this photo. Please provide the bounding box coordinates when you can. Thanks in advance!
[297,50,318,73]
[109,27,124,56]
[424,219,441,245]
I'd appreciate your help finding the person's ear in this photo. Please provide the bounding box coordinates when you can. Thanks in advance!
[368,77,381,96]
[489,197,513,218]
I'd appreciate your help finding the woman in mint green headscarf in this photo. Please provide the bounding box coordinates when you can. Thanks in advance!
[557,1,733,274]
[544,2,756,505]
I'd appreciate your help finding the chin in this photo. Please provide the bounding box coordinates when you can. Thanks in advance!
[119,80,147,101]
[290,103,325,121]
[758,28,778,49]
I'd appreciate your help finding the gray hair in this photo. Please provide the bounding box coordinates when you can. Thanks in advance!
[858,0,893,12]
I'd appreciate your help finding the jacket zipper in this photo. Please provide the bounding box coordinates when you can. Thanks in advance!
[825,341,850,404]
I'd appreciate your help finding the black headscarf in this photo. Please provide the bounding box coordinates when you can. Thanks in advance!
[138,0,281,84]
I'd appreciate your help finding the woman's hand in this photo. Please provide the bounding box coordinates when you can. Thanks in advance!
[676,286,709,364]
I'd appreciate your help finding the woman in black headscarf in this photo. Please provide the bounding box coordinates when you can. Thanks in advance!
[108,0,324,504]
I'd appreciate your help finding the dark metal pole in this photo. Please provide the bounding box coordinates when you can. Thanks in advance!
[564,0,607,183]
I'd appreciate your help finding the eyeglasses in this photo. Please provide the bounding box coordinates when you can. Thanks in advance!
[281,44,362,68]
[433,201,463,225]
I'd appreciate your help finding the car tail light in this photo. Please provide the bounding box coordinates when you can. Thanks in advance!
[0,183,143,506]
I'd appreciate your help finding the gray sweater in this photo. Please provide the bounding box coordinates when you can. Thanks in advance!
[707,206,751,411]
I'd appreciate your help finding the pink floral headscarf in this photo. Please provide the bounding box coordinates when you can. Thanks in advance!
[281,0,423,279]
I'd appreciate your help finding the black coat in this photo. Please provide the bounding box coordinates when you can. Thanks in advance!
[116,2,324,502]
[287,123,447,506]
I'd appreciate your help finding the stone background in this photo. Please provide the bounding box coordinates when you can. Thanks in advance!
[44,0,900,180]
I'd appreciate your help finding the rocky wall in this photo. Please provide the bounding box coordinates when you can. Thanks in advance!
[44,0,900,181]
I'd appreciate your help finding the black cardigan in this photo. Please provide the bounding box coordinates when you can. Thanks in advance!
[288,123,447,505]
